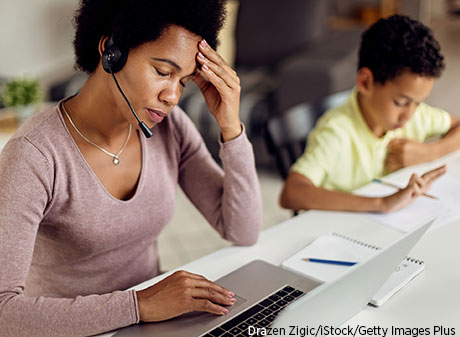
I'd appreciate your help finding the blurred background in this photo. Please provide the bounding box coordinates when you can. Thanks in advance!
[1,0,459,271]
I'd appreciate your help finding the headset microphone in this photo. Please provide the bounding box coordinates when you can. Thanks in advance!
[101,37,153,138]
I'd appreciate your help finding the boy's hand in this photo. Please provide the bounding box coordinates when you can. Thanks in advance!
[385,138,430,172]
[193,39,242,142]
[380,165,446,213]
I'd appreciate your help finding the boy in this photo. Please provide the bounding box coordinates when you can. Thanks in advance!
[280,15,460,213]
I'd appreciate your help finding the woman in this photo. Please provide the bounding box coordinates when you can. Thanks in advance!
[0,0,262,335]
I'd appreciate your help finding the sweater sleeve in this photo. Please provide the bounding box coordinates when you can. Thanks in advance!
[0,137,139,337]
[174,111,262,246]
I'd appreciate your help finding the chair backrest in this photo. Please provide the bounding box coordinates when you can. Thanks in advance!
[265,104,315,180]
[265,89,351,180]
[235,0,328,68]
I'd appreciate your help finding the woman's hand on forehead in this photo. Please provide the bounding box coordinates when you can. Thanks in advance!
[192,39,242,142]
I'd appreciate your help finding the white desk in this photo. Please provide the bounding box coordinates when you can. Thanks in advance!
[101,151,460,336]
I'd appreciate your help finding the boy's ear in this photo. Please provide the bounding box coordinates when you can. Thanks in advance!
[356,67,374,95]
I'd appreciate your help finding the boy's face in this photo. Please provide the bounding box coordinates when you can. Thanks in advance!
[357,69,435,135]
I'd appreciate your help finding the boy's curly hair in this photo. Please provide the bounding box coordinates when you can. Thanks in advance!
[73,0,227,73]
[358,15,444,84]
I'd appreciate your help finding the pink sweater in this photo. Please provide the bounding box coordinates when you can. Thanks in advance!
[0,102,262,336]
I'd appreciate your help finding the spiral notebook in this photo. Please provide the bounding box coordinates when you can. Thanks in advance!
[281,232,425,306]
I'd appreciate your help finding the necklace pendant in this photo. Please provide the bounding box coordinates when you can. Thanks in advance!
[62,104,132,165]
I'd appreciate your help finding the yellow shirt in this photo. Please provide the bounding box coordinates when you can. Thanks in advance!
[291,89,451,192]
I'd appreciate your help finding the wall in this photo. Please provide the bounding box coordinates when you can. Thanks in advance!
[0,0,238,94]
[0,0,447,94]
[0,0,79,90]
[217,0,238,66]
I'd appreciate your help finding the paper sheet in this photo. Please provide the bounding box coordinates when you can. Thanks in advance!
[359,174,460,232]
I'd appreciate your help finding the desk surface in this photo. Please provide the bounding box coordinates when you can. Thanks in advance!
[101,151,460,336]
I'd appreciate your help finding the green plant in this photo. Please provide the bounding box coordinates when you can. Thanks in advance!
[1,77,42,107]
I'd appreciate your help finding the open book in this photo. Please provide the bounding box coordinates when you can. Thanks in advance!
[282,232,425,306]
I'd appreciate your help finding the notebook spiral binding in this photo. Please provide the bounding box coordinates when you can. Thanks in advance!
[405,257,424,265]
[331,232,424,265]
[331,232,380,250]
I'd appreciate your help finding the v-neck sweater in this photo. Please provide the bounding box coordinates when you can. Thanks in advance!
[0,101,262,336]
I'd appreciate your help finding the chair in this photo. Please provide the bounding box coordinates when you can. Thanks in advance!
[265,103,316,181]
[265,89,351,180]
[265,103,317,217]
[275,29,360,112]
[265,89,351,216]
[232,0,331,168]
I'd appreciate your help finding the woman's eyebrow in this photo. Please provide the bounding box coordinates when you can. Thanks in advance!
[152,57,196,77]
[152,57,182,70]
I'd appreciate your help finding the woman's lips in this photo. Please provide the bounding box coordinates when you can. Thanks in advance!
[146,108,166,123]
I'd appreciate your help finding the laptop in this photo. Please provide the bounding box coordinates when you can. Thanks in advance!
[114,219,434,337]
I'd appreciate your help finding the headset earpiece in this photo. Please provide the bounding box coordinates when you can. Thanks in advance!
[102,36,128,74]
[101,36,154,138]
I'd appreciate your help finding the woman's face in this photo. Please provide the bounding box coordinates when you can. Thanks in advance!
[111,25,201,128]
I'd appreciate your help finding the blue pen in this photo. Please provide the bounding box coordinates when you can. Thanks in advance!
[303,258,357,266]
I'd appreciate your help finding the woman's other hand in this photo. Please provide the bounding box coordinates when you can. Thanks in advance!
[193,39,242,142]
[135,270,236,322]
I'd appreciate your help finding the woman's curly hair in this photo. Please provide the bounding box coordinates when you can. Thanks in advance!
[73,0,227,73]
[358,15,444,84]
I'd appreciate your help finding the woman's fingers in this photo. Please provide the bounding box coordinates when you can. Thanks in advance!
[187,278,234,299]
[192,299,230,316]
[174,271,233,297]
[191,287,236,306]
[197,40,240,90]
[198,53,239,89]
[199,62,231,95]
[198,40,237,77]
[192,40,242,140]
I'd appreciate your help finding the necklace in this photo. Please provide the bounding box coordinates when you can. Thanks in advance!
[62,103,132,165]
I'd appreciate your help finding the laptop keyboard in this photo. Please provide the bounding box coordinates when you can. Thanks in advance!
[202,285,305,337]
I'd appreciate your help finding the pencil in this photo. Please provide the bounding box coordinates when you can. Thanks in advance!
[303,258,357,266]
[372,178,439,200]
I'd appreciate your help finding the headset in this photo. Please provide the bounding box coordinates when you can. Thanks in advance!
[102,36,154,138]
